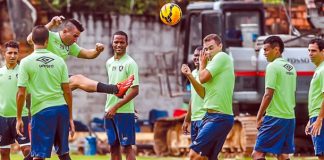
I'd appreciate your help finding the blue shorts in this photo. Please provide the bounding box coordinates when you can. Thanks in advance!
[0,116,30,147]
[254,116,295,154]
[31,105,70,158]
[190,113,234,160]
[310,117,324,156]
[191,120,202,141]
[105,113,135,146]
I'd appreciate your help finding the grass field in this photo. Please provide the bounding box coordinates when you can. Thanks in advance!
[11,154,187,160]
[10,154,319,160]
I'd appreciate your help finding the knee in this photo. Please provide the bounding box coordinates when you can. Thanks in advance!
[277,154,289,160]
[58,153,71,160]
[110,144,121,153]
[69,74,85,89]
[251,151,256,159]
[189,152,195,160]
[189,149,201,160]
[72,74,84,79]
[21,146,31,156]
[251,151,265,160]
[69,74,83,83]
[121,145,133,153]
[318,156,324,160]
[23,153,33,160]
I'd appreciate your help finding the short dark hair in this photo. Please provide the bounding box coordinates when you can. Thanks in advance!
[65,19,84,32]
[309,38,324,51]
[195,46,203,51]
[112,31,128,43]
[32,25,49,45]
[203,34,222,45]
[4,40,19,50]
[263,36,284,53]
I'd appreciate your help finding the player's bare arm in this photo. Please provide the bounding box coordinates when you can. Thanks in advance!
[77,43,105,59]
[45,16,65,29]
[16,86,27,137]
[256,88,274,129]
[27,16,65,45]
[198,50,212,83]
[305,120,311,135]
[309,94,324,136]
[183,100,192,135]
[61,82,75,137]
[105,85,139,118]
[182,64,205,98]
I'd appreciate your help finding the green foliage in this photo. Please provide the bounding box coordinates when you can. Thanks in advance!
[49,0,160,15]
[50,0,303,15]
[262,0,283,4]
[47,0,213,15]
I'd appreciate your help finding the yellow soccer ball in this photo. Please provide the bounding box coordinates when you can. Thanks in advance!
[160,3,182,26]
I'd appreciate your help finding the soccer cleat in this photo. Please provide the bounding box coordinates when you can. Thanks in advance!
[115,75,134,98]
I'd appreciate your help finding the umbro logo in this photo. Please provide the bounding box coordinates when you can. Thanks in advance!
[19,136,26,140]
[36,56,54,64]
[283,64,293,71]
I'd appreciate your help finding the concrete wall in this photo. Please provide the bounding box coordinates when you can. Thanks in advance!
[67,13,185,123]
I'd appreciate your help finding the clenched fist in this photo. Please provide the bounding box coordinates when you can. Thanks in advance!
[95,43,105,54]
[50,16,65,27]
[181,64,192,76]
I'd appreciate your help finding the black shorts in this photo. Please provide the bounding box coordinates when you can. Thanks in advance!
[0,116,30,147]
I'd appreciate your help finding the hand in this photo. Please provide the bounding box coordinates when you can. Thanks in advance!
[69,119,75,138]
[50,16,65,27]
[16,118,24,137]
[199,50,208,68]
[95,43,104,54]
[134,109,139,119]
[305,120,311,135]
[181,64,192,76]
[256,117,263,130]
[182,121,190,135]
[105,106,118,118]
[310,118,323,136]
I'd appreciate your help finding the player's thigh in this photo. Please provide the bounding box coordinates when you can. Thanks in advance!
[53,105,70,156]
[114,113,136,146]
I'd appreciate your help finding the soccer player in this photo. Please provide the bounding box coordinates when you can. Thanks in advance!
[182,34,235,160]
[252,36,297,160]
[305,38,324,160]
[0,41,31,160]
[181,46,206,141]
[16,25,74,160]
[26,16,132,98]
[104,31,139,160]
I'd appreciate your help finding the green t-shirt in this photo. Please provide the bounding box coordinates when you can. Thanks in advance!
[46,31,81,60]
[191,69,206,121]
[0,65,28,117]
[308,61,324,118]
[105,54,139,113]
[265,58,296,119]
[204,52,234,115]
[17,49,69,115]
